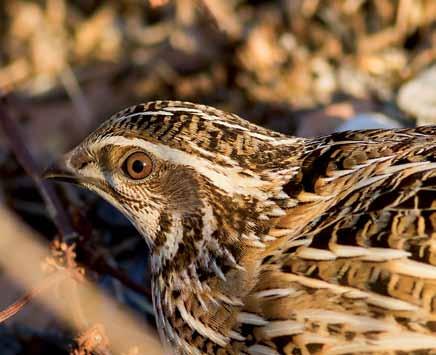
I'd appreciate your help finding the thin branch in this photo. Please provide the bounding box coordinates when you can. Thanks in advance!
[0,271,67,324]
[0,207,163,354]
[0,95,152,302]
[0,95,76,241]
[0,95,155,352]
[80,245,152,298]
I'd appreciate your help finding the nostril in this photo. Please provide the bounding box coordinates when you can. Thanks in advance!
[70,150,92,171]
[78,160,90,170]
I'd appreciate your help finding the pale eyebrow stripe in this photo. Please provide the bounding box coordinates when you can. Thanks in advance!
[119,111,174,121]
[91,136,269,199]
[163,107,203,114]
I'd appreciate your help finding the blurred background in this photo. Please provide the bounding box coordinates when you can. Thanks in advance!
[0,0,436,354]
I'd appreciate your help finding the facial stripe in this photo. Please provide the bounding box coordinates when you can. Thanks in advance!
[121,111,175,120]
[162,106,203,114]
[91,136,271,199]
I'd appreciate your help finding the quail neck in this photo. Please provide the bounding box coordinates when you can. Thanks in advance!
[45,101,436,354]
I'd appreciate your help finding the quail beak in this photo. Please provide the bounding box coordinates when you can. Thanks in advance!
[42,154,81,185]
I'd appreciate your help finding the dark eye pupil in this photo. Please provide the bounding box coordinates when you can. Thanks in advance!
[123,152,153,180]
[132,160,144,173]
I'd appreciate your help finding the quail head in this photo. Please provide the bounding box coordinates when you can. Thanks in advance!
[44,101,436,354]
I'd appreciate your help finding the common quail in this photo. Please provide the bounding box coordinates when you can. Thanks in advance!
[44,101,436,354]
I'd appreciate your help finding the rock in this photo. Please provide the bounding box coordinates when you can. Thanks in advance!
[335,113,403,132]
[398,65,436,125]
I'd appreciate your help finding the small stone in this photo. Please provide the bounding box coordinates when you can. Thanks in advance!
[398,65,436,125]
[335,113,403,132]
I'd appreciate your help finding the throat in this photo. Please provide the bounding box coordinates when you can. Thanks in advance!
[149,211,257,350]
[147,190,282,348]
[151,211,244,281]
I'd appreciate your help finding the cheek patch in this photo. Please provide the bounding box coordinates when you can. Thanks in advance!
[156,165,203,213]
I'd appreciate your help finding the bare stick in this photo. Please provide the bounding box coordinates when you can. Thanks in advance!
[0,96,76,241]
[0,271,67,323]
[0,96,151,297]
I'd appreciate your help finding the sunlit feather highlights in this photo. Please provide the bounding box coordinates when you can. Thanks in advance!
[44,101,436,354]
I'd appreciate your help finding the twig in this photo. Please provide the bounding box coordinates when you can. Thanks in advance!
[0,271,67,324]
[80,244,151,298]
[0,207,163,353]
[0,95,157,351]
[0,96,88,337]
[59,66,93,132]
[0,97,152,298]
[0,95,76,242]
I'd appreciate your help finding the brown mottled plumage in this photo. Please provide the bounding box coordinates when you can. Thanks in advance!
[44,101,436,354]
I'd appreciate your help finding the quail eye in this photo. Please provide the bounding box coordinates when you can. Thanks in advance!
[122,152,153,180]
